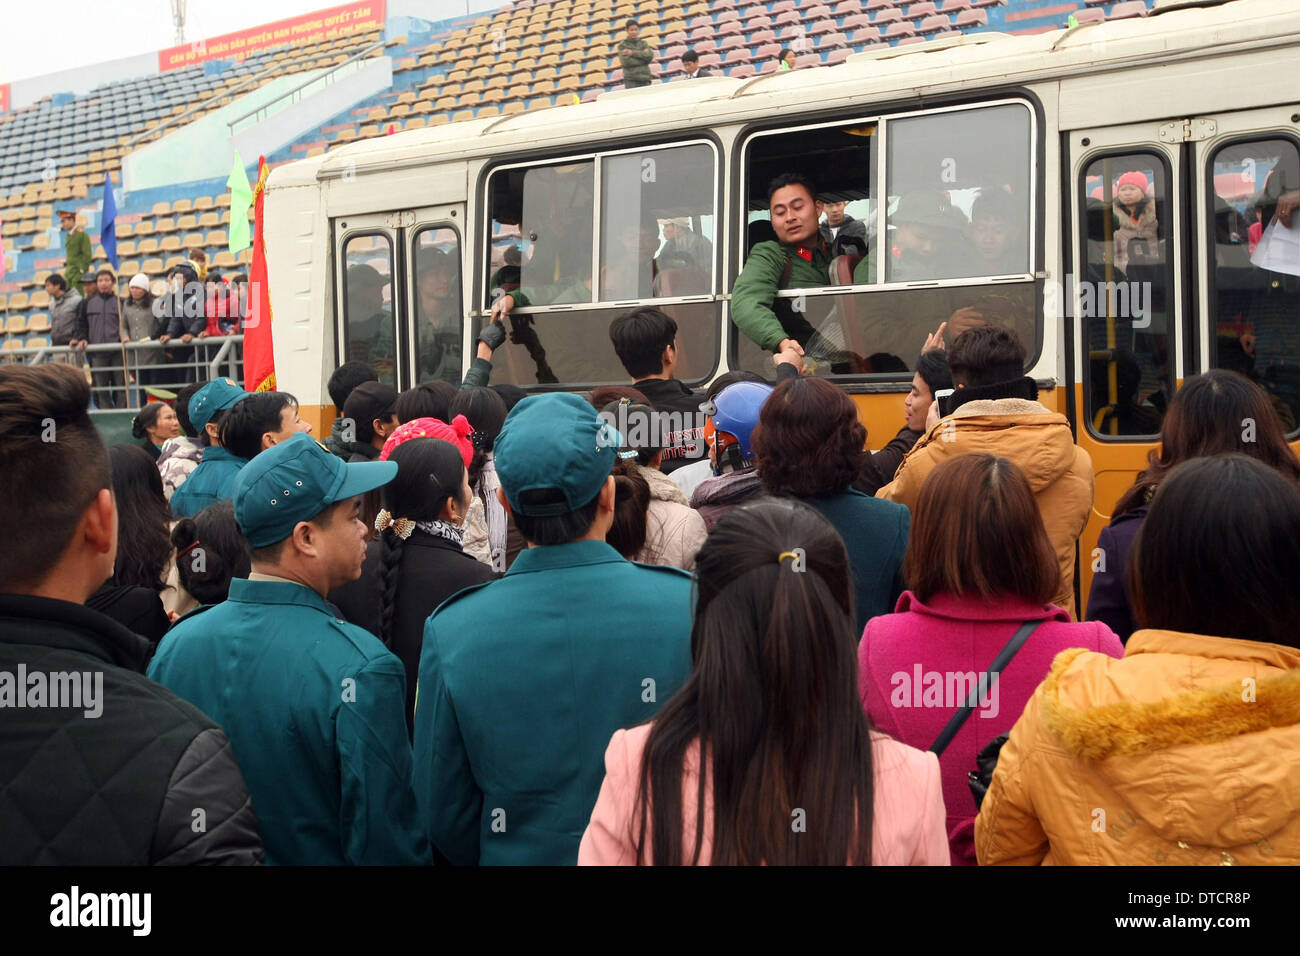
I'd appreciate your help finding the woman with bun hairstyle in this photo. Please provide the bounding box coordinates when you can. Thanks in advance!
[169,500,251,617]
[131,402,181,462]
[328,418,499,735]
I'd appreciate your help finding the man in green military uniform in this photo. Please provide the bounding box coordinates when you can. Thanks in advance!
[618,19,655,89]
[412,392,693,865]
[731,172,845,369]
[169,377,249,518]
[150,433,430,865]
[58,210,92,293]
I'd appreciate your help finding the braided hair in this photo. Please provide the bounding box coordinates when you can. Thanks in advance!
[376,437,469,647]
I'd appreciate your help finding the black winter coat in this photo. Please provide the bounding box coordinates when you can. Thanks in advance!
[328,529,498,735]
[0,594,264,864]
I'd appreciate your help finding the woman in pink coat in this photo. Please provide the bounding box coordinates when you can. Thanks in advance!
[859,453,1123,866]
[579,498,949,866]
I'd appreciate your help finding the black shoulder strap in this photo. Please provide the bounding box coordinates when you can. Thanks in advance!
[928,619,1045,757]
[780,249,793,289]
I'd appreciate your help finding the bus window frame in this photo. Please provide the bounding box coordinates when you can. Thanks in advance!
[479,137,723,314]
[337,227,399,387]
[735,96,1041,382]
[1075,146,1176,443]
[1203,131,1300,438]
[409,221,465,386]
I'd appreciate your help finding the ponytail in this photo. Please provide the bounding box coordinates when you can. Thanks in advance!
[130,416,147,440]
[607,458,650,559]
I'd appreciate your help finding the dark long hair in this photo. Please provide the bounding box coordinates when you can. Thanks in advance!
[170,500,250,605]
[377,438,468,646]
[636,498,874,865]
[607,458,650,558]
[108,443,172,591]
[1114,369,1300,516]
[1130,454,1300,648]
[448,386,507,490]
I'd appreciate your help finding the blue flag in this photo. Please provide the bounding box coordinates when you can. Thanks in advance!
[100,172,118,271]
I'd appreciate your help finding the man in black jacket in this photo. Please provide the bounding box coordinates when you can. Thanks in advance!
[608,307,709,474]
[0,363,263,865]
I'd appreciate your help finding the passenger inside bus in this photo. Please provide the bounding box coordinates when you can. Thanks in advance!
[344,262,395,382]
[1111,171,1159,274]
[1213,142,1300,431]
[415,247,462,386]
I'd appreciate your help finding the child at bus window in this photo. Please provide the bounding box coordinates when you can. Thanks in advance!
[1111,171,1158,273]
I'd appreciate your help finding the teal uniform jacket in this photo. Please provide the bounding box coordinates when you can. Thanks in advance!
[803,488,910,634]
[169,446,247,518]
[148,578,431,865]
[731,238,835,352]
[413,539,693,865]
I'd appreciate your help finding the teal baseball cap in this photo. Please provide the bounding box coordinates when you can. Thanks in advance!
[495,392,619,517]
[232,432,397,548]
[189,377,248,431]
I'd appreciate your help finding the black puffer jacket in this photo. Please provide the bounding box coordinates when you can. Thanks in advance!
[0,594,264,865]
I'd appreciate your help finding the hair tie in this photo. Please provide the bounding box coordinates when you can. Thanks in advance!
[469,429,489,450]
[375,509,416,540]
[177,539,201,559]
[777,551,798,564]
[450,414,473,438]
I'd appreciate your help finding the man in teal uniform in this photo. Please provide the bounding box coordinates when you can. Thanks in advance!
[413,393,693,865]
[149,434,430,866]
[169,378,249,518]
[731,172,838,368]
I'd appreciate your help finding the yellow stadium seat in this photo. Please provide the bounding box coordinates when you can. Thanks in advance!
[141,257,164,275]
[198,212,221,229]
[151,202,171,216]
[193,196,215,211]
[26,337,49,350]
[27,313,51,334]
[216,193,232,208]
[29,290,49,309]
[136,238,160,255]
[118,240,137,257]
[118,260,140,276]
[452,109,476,123]
[7,293,28,311]
[6,315,28,334]
[212,251,237,269]
[155,217,177,234]
[176,215,198,231]
[172,199,192,214]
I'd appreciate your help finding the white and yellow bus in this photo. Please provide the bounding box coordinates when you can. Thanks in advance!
[264,0,1300,609]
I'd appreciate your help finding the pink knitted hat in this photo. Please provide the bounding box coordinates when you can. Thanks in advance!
[379,414,474,466]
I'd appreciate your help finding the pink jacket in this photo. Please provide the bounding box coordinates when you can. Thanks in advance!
[578,723,949,865]
[858,591,1123,865]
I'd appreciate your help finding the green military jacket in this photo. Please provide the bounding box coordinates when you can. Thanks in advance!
[168,445,247,518]
[412,539,693,865]
[730,237,835,352]
[149,577,430,865]
[63,227,92,290]
[618,36,655,85]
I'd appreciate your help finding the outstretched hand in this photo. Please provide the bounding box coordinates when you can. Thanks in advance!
[922,321,947,353]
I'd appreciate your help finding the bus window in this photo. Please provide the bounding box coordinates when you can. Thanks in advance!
[885,104,1031,282]
[412,226,462,386]
[599,143,716,300]
[1209,138,1300,433]
[1081,153,1171,438]
[487,160,595,308]
[341,233,396,386]
[742,119,877,271]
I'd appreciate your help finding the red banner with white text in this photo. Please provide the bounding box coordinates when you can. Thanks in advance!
[157,1,386,72]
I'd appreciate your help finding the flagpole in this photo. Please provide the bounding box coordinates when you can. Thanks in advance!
[114,281,132,409]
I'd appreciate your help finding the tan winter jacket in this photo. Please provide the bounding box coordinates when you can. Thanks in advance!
[633,465,707,573]
[876,398,1094,618]
[976,630,1300,866]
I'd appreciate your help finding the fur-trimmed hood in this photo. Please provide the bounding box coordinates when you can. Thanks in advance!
[1040,629,1300,847]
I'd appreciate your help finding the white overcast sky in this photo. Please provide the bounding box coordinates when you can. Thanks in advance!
[1,1,352,84]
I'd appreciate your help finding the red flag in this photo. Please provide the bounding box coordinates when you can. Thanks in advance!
[244,156,276,392]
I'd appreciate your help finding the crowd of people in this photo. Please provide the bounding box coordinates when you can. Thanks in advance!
[2,295,1299,866]
[44,251,249,408]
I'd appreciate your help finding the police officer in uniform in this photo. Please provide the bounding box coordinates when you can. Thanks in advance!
[149,433,430,865]
[412,392,693,865]
[169,378,249,518]
[58,210,92,294]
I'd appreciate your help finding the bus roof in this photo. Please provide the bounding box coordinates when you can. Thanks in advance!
[270,0,1296,190]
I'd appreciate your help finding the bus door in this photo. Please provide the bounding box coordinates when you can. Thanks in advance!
[405,207,467,388]
[335,213,405,389]
[1189,106,1300,444]
[1066,122,1187,612]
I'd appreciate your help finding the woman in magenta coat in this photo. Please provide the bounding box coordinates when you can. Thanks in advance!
[858,453,1123,865]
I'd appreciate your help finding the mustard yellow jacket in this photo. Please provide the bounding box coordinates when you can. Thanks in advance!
[975,630,1300,865]
[876,398,1094,618]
